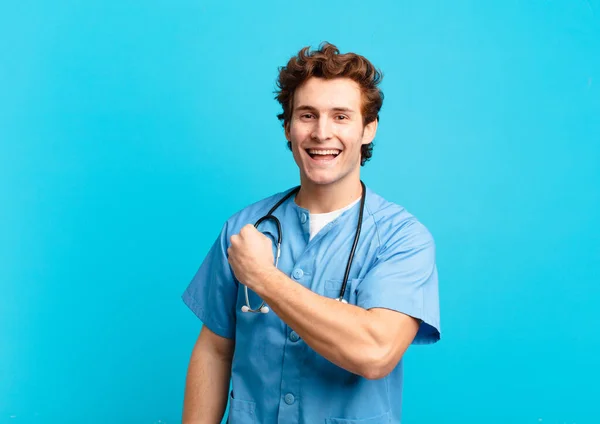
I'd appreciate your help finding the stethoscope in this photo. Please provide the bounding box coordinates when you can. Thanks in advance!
[241,181,366,313]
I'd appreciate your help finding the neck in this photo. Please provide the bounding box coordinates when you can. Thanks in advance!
[295,177,363,214]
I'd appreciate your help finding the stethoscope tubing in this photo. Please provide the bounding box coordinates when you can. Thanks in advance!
[242,181,366,313]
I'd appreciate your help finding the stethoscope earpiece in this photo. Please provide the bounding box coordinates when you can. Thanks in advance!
[240,304,269,313]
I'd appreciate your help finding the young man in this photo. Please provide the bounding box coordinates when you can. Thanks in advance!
[182,42,440,424]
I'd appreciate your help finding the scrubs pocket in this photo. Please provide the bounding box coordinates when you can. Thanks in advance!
[325,410,391,424]
[227,392,256,424]
[324,278,362,304]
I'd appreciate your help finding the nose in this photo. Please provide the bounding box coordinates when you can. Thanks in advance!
[311,116,333,141]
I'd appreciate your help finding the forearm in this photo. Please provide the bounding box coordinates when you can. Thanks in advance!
[182,339,232,424]
[254,268,386,378]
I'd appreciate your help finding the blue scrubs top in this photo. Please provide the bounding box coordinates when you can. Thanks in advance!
[182,186,441,424]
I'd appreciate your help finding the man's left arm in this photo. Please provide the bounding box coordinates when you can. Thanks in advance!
[227,223,439,380]
[251,266,419,380]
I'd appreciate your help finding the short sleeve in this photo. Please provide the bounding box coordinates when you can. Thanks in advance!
[182,222,237,339]
[356,221,440,344]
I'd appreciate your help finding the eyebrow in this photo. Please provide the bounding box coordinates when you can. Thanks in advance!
[295,105,356,114]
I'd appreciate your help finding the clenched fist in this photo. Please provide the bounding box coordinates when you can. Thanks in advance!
[227,224,276,289]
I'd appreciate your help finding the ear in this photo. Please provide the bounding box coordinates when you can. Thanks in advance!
[362,118,378,145]
[284,122,291,141]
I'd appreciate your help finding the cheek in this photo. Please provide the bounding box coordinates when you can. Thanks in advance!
[339,127,364,148]
[289,127,311,145]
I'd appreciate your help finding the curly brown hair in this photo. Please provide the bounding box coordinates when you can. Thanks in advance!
[275,42,384,166]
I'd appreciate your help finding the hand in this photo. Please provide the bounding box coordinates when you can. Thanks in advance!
[227,224,276,289]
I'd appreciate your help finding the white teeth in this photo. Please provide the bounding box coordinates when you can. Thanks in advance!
[307,149,341,155]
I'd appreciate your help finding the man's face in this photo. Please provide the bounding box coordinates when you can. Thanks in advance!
[285,77,377,189]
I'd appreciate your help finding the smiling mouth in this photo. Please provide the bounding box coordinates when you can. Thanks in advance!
[306,149,341,161]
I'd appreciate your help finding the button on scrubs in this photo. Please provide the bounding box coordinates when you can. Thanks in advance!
[182,186,441,424]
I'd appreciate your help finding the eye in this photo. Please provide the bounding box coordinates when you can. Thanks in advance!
[335,115,348,120]
[300,113,315,120]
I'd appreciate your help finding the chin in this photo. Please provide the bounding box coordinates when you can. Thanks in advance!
[302,171,342,187]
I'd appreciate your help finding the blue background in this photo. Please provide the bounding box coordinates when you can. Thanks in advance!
[1,1,599,423]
